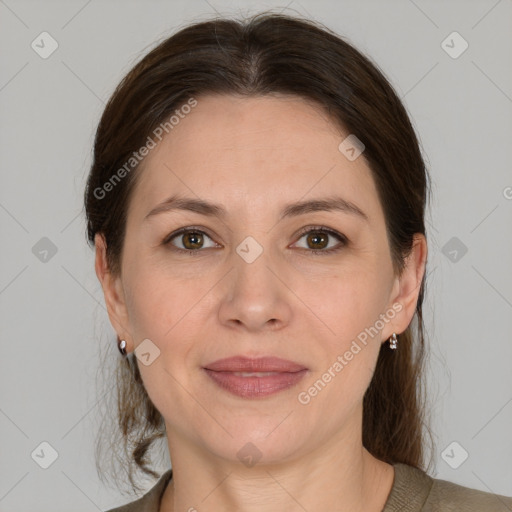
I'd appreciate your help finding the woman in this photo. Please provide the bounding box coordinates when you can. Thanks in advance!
[85,11,512,512]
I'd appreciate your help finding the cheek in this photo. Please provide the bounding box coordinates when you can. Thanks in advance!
[122,262,206,343]
[296,266,389,396]
[296,273,385,420]
[303,265,390,345]
[123,268,202,416]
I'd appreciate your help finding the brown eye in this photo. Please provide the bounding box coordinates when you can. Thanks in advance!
[306,231,329,250]
[293,227,347,255]
[164,228,218,253]
[182,231,204,250]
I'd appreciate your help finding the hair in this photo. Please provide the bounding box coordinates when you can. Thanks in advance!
[84,10,434,493]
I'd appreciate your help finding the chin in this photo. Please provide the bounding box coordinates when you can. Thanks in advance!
[200,421,308,468]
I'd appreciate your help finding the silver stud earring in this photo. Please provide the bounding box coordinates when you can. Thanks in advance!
[118,337,127,356]
[389,332,398,350]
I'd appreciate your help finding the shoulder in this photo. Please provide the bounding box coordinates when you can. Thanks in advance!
[104,469,173,512]
[425,472,512,511]
[385,462,512,512]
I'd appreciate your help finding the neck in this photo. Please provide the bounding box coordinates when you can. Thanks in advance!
[159,426,394,512]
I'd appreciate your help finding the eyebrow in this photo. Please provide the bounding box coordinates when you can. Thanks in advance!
[144,194,369,222]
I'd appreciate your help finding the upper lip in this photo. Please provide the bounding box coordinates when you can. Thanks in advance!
[203,356,307,373]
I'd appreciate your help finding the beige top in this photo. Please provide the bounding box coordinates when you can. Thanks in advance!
[105,462,512,511]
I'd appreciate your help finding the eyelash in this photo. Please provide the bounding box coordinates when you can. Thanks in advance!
[162,225,348,256]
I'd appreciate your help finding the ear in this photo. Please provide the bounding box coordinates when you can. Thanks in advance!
[94,233,133,352]
[382,233,428,341]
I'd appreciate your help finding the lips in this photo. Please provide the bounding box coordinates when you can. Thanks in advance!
[203,356,307,373]
[202,356,308,399]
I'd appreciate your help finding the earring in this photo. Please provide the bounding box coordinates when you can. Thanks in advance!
[117,337,127,356]
[389,332,398,350]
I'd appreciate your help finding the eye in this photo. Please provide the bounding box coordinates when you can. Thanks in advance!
[292,226,348,255]
[163,227,218,254]
[162,225,348,256]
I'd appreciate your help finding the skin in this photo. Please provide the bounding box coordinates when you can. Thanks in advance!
[95,93,427,512]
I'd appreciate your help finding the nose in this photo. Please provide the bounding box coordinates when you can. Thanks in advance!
[217,241,293,333]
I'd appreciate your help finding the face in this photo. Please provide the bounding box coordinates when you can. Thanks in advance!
[97,93,425,466]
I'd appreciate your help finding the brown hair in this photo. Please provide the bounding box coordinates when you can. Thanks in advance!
[84,10,434,493]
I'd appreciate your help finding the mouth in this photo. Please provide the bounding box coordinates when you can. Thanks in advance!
[202,356,308,399]
[203,355,308,373]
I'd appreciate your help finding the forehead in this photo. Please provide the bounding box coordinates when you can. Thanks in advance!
[129,94,381,222]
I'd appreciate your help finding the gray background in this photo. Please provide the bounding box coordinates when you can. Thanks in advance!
[1,0,511,510]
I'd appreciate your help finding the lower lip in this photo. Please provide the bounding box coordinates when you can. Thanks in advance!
[203,369,308,398]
